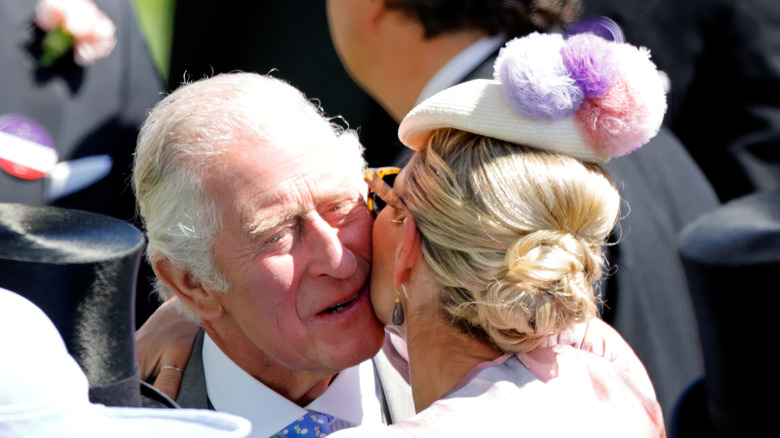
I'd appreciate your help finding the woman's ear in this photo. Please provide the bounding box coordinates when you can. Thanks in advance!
[393,216,422,286]
[152,255,225,321]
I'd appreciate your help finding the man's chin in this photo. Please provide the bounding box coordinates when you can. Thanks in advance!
[311,285,387,367]
[333,321,386,369]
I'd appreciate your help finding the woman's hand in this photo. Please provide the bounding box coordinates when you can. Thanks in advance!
[135,298,199,400]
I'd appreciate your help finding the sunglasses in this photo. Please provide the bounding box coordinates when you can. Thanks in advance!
[364,167,407,218]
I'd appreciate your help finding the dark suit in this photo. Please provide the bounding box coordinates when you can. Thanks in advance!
[0,0,164,326]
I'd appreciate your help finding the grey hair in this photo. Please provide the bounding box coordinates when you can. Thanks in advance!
[133,73,365,318]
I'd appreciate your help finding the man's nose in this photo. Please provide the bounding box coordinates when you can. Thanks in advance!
[306,214,357,278]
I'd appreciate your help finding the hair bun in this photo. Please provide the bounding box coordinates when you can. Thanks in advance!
[476,230,601,353]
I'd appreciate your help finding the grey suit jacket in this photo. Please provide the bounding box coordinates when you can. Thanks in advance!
[176,331,415,424]
[175,331,211,409]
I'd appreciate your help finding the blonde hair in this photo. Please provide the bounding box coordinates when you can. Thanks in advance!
[403,128,620,353]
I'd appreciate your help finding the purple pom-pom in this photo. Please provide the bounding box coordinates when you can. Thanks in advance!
[561,33,618,98]
[494,33,583,120]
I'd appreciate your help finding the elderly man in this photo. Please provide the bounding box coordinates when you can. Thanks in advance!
[133,72,412,436]
[324,0,720,425]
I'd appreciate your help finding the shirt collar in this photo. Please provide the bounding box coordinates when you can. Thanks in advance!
[202,333,382,437]
[416,34,507,105]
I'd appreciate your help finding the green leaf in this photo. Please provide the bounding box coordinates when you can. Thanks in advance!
[39,27,74,67]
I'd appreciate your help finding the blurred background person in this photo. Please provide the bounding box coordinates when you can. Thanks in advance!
[0,0,165,327]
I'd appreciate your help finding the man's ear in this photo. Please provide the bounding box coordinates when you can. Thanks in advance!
[393,216,422,286]
[152,255,225,321]
[365,0,389,28]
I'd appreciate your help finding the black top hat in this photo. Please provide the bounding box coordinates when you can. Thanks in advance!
[0,202,145,407]
[674,190,780,437]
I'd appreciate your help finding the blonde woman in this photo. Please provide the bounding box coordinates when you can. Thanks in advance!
[336,31,666,436]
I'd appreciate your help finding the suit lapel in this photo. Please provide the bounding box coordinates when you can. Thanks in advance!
[372,335,415,424]
[176,329,213,409]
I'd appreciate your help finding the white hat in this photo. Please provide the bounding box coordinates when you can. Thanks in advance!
[399,32,668,163]
[0,287,251,438]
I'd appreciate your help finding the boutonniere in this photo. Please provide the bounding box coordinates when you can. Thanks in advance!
[35,0,117,67]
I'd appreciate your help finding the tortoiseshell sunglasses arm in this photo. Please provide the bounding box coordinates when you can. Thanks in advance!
[364,167,406,212]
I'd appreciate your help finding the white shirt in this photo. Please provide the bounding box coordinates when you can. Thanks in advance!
[202,334,385,438]
[416,34,507,105]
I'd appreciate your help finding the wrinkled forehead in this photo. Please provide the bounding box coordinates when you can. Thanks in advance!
[218,134,365,230]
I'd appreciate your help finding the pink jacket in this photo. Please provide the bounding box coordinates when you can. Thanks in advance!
[335,317,665,437]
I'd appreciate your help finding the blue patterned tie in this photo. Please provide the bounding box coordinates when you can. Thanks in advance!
[275,411,334,437]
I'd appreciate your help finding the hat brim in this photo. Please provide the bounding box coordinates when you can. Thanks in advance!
[398,79,610,163]
[0,287,250,438]
[1,395,251,438]
[93,406,252,437]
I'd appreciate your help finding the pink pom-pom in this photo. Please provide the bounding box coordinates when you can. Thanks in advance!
[575,44,666,156]
[494,33,583,120]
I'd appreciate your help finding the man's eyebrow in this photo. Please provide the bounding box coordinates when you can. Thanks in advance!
[243,210,299,239]
[242,187,362,238]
